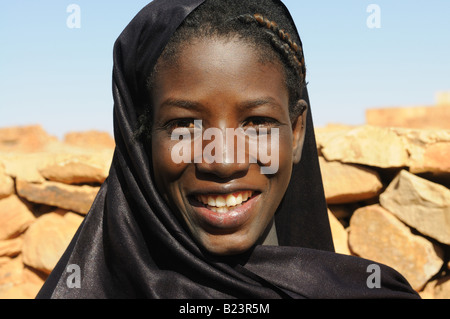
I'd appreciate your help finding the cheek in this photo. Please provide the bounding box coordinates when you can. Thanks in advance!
[151,134,189,187]
[273,129,294,171]
[270,129,295,193]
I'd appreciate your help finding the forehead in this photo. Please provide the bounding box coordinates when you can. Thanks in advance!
[151,37,289,107]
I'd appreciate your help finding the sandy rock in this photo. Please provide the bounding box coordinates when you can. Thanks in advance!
[327,209,351,255]
[1,149,114,185]
[16,179,100,215]
[22,210,83,274]
[0,153,49,183]
[379,170,450,245]
[315,124,357,155]
[430,276,450,299]
[366,106,450,130]
[0,125,58,153]
[319,157,383,204]
[0,195,36,240]
[0,255,25,292]
[318,125,409,168]
[328,204,359,228]
[0,281,43,299]
[317,124,450,177]
[0,256,46,299]
[23,265,47,286]
[420,142,450,173]
[328,204,358,220]
[64,130,115,149]
[396,128,450,176]
[421,275,450,299]
[348,204,444,291]
[0,236,23,257]
[0,163,14,199]
[409,142,450,176]
[39,152,111,184]
[0,257,12,267]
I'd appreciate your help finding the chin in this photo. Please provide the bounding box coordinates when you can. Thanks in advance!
[197,233,257,256]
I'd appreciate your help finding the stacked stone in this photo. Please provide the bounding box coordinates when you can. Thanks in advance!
[0,125,114,298]
[318,123,450,298]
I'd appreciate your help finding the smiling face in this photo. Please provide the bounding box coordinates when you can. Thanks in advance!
[150,37,306,255]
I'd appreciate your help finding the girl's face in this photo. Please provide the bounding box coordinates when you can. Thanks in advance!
[150,38,306,255]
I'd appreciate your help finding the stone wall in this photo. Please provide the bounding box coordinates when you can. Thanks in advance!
[1,115,449,298]
[366,92,450,130]
[317,123,450,298]
[0,126,114,298]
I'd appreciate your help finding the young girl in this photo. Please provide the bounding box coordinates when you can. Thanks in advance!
[37,0,418,298]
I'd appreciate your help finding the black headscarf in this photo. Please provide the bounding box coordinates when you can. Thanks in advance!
[36,0,418,299]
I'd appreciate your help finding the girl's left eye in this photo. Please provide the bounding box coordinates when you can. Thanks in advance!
[242,117,279,128]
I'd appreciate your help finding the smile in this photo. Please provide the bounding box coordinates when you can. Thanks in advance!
[188,190,260,230]
[195,191,254,213]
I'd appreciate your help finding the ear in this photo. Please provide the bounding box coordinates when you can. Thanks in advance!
[291,99,308,164]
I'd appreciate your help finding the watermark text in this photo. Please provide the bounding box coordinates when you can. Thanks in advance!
[66,4,81,29]
[170,120,279,174]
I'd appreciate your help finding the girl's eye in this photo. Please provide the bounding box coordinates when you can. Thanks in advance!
[242,117,280,136]
[166,118,197,131]
[243,117,279,128]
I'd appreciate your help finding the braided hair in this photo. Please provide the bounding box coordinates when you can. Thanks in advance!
[237,13,305,86]
[137,0,307,140]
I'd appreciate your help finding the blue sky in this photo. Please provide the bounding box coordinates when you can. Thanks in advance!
[1,1,449,138]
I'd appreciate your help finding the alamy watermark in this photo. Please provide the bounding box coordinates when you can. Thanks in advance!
[66,264,81,288]
[66,4,81,29]
[65,4,380,30]
[366,264,381,289]
[170,120,280,174]
[65,263,382,290]
[366,4,381,29]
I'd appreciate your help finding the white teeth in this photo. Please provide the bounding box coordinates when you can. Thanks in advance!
[207,196,216,207]
[236,193,243,204]
[215,195,226,207]
[226,194,237,207]
[207,203,243,213]
[196,191,253,209]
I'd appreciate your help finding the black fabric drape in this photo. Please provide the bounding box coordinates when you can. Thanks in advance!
[36,0,419,299]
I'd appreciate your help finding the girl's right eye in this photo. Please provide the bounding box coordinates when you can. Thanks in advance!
[164,118,201,134]
[168,118,196,129]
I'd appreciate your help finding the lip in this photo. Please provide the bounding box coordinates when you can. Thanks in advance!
[187,184,262,196]
[188,191,261,230]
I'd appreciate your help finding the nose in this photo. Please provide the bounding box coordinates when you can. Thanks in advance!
[194,131,251,178]
[195,161,249,179]
[195,160,250,179]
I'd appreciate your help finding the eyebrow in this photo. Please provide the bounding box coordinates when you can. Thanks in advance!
[159,98,203,111]
[237,97,282,111]
[159,97,282,111]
